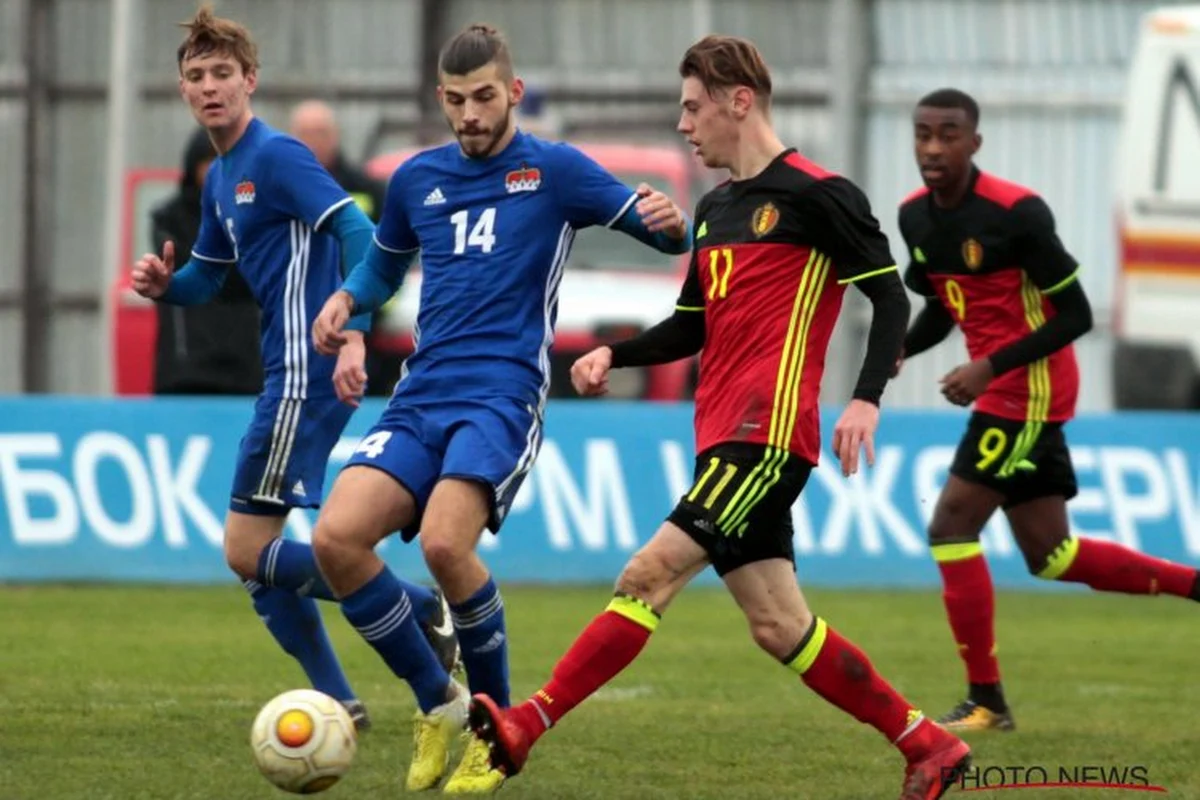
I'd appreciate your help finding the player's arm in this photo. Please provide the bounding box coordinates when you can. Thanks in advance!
[902,299,956,360]
[609,247,705,368]
[896,211,956,360]
[986,196,1093,376]
[806,177,910,405]
[159,175,235,305]
[611,198,691,255]
[554,143,690,254]
[337,162,421,316]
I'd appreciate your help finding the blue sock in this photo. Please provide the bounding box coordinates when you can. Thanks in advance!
[245,580,355,702]
[449,576,510,707]
[258,538,438,621]
[341,567,450,713]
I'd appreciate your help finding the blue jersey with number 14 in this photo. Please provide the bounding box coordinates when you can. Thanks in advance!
[376,130,638,407]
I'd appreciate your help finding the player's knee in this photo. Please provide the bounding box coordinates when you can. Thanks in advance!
[223,535,261,582]
[747,615,805,660]
[311,516,361,575]
[613,551,669,605]
[420,530,473,580]
[927,498,982,546]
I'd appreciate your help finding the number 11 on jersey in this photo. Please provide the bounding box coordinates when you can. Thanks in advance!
[451,207,497,254]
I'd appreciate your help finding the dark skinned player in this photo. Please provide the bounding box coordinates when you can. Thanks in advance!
[896,88,1200,732]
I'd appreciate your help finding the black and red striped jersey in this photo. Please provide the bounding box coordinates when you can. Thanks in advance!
[677,150,897,465]
[900,169,1081,422]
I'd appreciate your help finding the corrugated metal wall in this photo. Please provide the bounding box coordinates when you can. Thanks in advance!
[2,0,1183,403]
[0,0,26,393]
[864,0,1195,412]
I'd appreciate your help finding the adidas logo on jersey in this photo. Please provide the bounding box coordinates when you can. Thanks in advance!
[424,187,446,206]
[235,179,256,205]
[292,479,306,497]
[505,166,542,194]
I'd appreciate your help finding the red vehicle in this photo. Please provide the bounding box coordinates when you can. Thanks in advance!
[111,144,698,400]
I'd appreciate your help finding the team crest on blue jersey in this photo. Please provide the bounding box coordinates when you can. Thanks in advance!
[235,178,256,205]
[505,165,541,194]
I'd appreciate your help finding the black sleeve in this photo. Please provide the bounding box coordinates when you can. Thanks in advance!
[801,176,897,283]
[849,269,910,405]
[1012,195,1080,293]
[988,280,1093,375]
[898,204,936,297]
[609,233,706,368]
[902,298,956,359]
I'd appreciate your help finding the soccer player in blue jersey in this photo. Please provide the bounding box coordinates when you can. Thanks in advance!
[131,5,458,729]
[309,23,691,794]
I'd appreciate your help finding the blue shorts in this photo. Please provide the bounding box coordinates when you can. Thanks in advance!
[344,397,542,541]
[230,394,354,516]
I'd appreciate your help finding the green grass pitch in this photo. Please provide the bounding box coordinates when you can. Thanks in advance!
[2,584,1197,799]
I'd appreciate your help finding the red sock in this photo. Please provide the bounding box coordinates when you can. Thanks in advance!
[786,618,931,757]
[512,596,658,744]
[1054,538,1198,597]
[933,546,1000,685]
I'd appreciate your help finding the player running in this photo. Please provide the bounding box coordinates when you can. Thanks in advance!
[131,5,458,731]
[308,24,691,794]
[895,88,1200,732]
[467,36,971,800]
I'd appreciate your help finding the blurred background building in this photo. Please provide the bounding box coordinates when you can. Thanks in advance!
[0,0,1189,407]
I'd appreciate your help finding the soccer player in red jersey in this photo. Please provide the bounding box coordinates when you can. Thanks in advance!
[467,37,971,800]
[896,88,1200,733]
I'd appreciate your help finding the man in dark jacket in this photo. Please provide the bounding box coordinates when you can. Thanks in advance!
[289,100,397,395]
[151,126,262,394]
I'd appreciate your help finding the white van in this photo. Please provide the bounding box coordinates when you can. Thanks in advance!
[1113,4,1200,409]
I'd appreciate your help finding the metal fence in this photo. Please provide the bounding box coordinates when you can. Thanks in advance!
[0,0,1186,407]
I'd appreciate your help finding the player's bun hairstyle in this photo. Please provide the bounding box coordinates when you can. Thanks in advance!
[439,23,514,80]
[177,3,260,76]
[679,35,772,105]
[916,88,981,128]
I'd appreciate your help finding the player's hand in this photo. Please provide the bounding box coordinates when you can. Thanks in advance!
[332,331,367,408]
[313,290,355,356]
[132,240,175,299]
[940,358,994,407]
[634,183,687,240]
[570,346,613,397]
[832,399,879,477]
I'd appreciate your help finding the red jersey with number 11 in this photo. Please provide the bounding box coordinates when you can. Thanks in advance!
[677,150,898,465]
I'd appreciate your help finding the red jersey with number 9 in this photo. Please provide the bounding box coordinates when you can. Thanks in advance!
[899,169,1081,423]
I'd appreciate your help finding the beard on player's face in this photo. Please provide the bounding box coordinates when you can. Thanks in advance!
[450,102,512,159]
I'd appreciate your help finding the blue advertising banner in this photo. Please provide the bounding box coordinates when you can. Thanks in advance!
[1,397,1198,588]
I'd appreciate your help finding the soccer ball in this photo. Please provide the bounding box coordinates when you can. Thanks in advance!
[250,689,357,794]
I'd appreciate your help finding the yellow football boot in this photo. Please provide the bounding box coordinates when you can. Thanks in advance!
[443,732,507,794]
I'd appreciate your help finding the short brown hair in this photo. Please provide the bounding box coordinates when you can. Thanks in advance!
[176,3,259,75]
[439,24,513,80]
[679,35,772,103]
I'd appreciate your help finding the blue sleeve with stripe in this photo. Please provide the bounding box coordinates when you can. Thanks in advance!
[375,161,421,253]
[262,136,354,231]
[325,202,376,332]
[553,144,640,230]
[191,170,236,263]
[342,239,417,315]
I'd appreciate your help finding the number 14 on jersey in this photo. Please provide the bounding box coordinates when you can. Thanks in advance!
[450,207,496,255]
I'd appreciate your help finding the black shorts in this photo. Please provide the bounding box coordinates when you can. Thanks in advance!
[950,412,1078,508]
[667,442,813,577]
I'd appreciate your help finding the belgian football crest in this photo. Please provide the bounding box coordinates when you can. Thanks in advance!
[962,238,984,270]
[750,202,780,237]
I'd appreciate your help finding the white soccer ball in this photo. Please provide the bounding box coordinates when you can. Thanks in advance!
[250,689,358,794]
